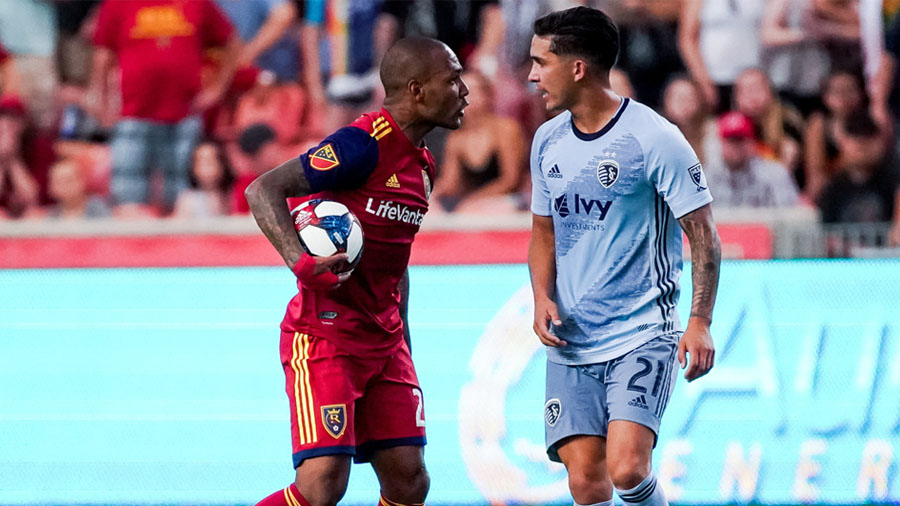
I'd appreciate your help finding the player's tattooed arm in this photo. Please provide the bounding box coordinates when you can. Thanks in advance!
[399,269,411,350]
[677,203,721,381]
[245,157,313,268]
[678,204,721,322]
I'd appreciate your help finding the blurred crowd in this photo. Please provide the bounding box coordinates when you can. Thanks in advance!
[0,0,899,243]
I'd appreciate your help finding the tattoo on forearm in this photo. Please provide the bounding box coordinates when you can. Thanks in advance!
[680,209,721,322]
[247,158,311,268]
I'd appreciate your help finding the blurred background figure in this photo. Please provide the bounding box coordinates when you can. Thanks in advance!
[661,74,720,165]
[231,70,309,149]
[705,111,800,208]
[215,0,298,83]
[732,68,805,189]
[809,0,863,77]
[679,0,765,112]
[804,70,868,201]
[0,96,38,219]
[308,0,383,133]
[0,0,892,251]
[431,70,526,214]
[819,111,899,224]
[43,158,110,219]
[230,123,283,215]
[0,0,58,131]
[210,0,325,145]
[0,37,21,100]
[598,0,684,110]
[173,141,232,219]
[88,0,240,218]
[872,10,900,159]
[760,0,831,116]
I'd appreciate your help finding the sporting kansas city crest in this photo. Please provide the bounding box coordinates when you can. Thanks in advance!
[688,163,707,191]
[322,404,347,439]
[545,398,561,427]
[597,159,619,188]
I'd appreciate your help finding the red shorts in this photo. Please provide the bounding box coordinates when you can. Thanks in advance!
[280,331,426,467]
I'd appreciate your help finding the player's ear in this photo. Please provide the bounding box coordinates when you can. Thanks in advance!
[408,78,425,103]
[572,59,587,83]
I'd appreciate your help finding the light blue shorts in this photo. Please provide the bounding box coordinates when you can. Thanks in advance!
[544,334,679,462]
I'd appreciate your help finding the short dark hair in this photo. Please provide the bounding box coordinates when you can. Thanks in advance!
[843,111,880,139]
[533,6,619,72]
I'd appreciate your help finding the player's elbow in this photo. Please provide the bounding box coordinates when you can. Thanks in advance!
[244,175,261,202]
[244,174,268,211]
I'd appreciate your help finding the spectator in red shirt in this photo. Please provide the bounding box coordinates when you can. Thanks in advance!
[88,0,239,217]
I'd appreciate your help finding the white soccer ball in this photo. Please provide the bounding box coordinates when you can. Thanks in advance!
[291,199,364,268]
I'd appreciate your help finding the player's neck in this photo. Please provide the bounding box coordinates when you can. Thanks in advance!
[383,103,431,147]
[568,85,622,136]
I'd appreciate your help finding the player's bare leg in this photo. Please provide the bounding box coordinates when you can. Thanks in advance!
[294,455,352,506]
[556,435,613,506]
[606,420,667,506]
[370,445,430,505]
[254,455,351,506]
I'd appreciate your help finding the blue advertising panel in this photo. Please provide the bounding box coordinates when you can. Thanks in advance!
[1,260,898,504]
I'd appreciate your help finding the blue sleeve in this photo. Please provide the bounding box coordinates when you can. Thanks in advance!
[300,126,379,193]
[646,122,713,218]
[530,126,552,216]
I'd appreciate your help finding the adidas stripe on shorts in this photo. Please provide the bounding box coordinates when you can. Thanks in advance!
[543,334,679,462]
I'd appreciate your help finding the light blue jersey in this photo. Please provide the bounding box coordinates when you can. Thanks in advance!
[531,98,713,365]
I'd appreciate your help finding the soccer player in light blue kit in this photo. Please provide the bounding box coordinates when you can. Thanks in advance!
[527,7,722,506]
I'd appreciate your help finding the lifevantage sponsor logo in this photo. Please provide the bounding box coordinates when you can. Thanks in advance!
[365,198,425,225]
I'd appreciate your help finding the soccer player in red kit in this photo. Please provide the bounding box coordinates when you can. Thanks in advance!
[245,37,469,506]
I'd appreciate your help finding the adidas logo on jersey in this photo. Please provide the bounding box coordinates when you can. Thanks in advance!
[548,164,563,178]
[385,174,400,188]
[628,394,649,410]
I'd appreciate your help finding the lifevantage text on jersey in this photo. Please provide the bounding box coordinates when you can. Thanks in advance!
[365,198,425,225]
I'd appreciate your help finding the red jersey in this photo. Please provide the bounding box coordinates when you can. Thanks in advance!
[93,0,233,123]
[280,109,436,357]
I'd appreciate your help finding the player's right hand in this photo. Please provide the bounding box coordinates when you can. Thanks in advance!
[533,297,567,347]
[292,252,352,290]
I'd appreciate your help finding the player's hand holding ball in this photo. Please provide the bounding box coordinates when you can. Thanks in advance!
[291,199,364,290]
[292,252,351,290]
